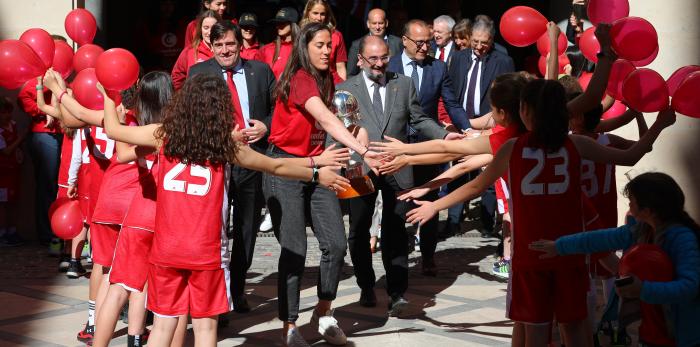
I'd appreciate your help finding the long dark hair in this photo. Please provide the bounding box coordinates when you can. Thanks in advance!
[136,71,173,126]
[274,22,333,106]
[157,74,237,165]
[489,73,529,133]
[274,22,300,63]
[520,79,569,153]
[624,172,700,238]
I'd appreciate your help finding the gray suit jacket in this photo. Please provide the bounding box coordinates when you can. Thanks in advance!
[346,34,403,77]
[336,71,448,189]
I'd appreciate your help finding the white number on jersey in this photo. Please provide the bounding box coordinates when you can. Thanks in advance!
[581,160,613,197]
[80,129,91,164]
[91,127,115,160]
[521,147,570,196]
[163,163,212,196]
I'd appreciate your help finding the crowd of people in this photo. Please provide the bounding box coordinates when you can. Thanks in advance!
[1,0,699,346]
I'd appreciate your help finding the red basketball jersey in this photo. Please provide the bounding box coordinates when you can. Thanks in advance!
[580,134,617,228]
[86,126,116,218]
[121,154,159,232]
[489,124,524,214]
[77,128,91,200]
[57,133,73,188]
[150,149,230,270]
[508,134,586,270]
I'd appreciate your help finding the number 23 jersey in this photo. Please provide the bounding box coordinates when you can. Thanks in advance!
[508,134,585,270]
[150,148,230,270]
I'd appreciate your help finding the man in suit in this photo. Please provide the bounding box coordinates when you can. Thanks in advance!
[430,15,457,65]
[446,15,515,238]
[188,21,276,313]
[386,19,469,276]
[346,8,403,78]
[337,35,462,317]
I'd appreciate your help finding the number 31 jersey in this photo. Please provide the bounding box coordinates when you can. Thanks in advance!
[150,148,230,270]
[508,134,585,270]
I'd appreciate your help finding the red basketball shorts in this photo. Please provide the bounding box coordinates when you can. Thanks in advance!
[109,227,153,292]
[146,264,232,318]
[90,223,119,267]
[507,264,588,324]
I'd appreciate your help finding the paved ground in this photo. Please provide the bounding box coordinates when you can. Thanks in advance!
[0,214,520,346]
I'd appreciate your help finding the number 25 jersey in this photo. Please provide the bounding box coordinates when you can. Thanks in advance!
[508,134,585,270]
[150,148,230,270]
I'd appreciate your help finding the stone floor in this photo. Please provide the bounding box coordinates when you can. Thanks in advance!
[0,215,521,346]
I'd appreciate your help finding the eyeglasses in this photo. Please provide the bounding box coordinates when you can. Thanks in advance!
[360,55,390,65]
[403,36,429,48]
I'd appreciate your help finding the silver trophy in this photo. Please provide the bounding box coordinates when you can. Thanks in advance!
[331,91,375,198]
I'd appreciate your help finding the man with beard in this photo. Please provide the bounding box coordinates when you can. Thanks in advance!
[336,35,461,317]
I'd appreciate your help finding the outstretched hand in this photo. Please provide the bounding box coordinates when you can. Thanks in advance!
[316,144,350,167]
[405,200,437,226]
[318,166,350,192]
[528,239,558,259]
[370,135,408,156]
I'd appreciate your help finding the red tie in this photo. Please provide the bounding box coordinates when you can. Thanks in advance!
[438,47,445,61]
[225,70,245,128]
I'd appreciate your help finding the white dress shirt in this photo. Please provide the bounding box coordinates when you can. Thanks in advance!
[401,51,423,90]
[463,52,482,115]
[221,60,251,128]
[437,40,454,62]
[362,71,387,113]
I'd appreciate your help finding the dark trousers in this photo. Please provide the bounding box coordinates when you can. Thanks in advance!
[229,166,264,299]
[348,173,411,298]
[263,146,347,322]
[412,165,439,263]
[447,169,496,232]
[30,132,62,243]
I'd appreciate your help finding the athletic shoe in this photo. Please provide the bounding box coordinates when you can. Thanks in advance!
[58,255,71,272]
[492,259,510,278]
[77,322,94,344]
[388,296,409,317]
[259,211,273,232]
[414,234,421,252]
[82,243,91,258]
[311,309,347,345]
[48,238,62,256]
[284,328,311,347]
[67,259,87,278]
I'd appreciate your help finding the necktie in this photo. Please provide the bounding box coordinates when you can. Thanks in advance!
[438,46,445,61]
[372,82,384,120]
[410,61,420,92]
[225,70,246,129]
[465,57,480,118]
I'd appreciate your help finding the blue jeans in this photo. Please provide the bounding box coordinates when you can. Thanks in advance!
[263,145,347,322]
[30,132,62,243]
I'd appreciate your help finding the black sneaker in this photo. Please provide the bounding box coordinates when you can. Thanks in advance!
[77,322,94,344]
[59,255,71,273]
[66,259,87,279]
[387,295,409,317]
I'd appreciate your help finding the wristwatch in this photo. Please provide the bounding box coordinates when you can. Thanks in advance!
[311,167,319,183]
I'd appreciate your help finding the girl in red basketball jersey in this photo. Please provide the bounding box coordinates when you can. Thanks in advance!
[90,72,175,347]
[405,79,676,346]
[171,10,220,90]
[99,73,348,347]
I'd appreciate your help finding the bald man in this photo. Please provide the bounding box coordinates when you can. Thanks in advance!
[346,8,403,77]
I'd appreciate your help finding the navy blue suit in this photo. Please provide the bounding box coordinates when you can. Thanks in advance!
[448,48,515,117]
[388,55,470,131]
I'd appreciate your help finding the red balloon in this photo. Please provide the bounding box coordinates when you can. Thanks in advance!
[48,197,71,220]
[606,59,636,100]
[65,9,97,46]
[602,100,627,120]
[72,68,104,110]
[671,71,700,118]
[538,54,570,76]
[499,6,548,47]
[622,69,669,113]
[587,0,630,26]
[666,65,700,96]
[51,200,84,240]
[631,45,658,67]
[536,32,567,56]
[619,244,673,282]
[0,40,47,90]
[610,17,658,62]
[578,72,593,90]
[73,44,103,72]
[579,27,600,63]
[19,28,55,69]
[52,40,74,79]
[95,48,139,91]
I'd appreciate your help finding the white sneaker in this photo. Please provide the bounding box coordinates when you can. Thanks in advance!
[284,328,311,347]
[259,212,273,232]
[311,309,347,345]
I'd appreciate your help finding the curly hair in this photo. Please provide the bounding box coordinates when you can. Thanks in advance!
[156,74,238,166]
